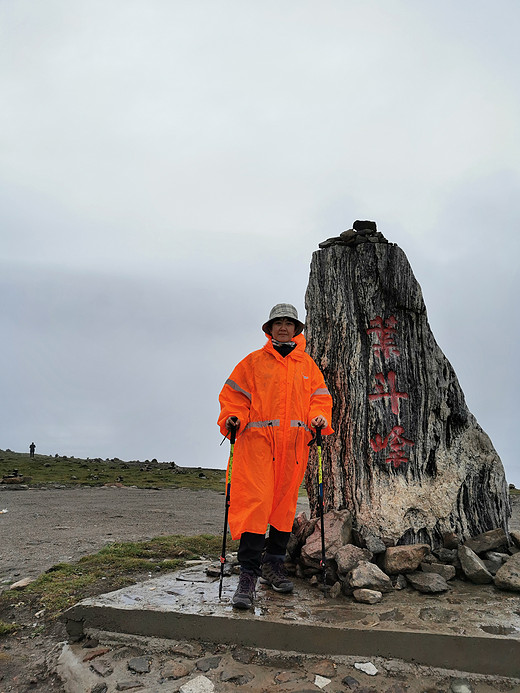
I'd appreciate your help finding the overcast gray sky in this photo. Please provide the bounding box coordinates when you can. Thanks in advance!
[1,1,518,486]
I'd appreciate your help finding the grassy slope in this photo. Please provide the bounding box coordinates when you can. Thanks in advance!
[0,448,226,491]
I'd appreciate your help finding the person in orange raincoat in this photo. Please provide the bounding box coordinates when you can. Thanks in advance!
[218,303,333,609]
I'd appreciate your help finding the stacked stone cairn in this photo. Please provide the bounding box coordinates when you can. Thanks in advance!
[318,219,389,249]
[285,509,520,602]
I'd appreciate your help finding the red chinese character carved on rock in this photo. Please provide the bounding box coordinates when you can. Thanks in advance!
[370,425,414,468]
[367,315,400,360]
[368,371,409,416]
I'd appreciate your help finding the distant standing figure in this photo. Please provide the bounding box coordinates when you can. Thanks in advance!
[29,442,35,458]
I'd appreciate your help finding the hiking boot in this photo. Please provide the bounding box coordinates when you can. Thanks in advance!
[232,571,257,610]
[260,559,294,593]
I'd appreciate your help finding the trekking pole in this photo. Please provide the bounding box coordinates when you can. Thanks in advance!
[219,418,237,600]
[316,426,327,590]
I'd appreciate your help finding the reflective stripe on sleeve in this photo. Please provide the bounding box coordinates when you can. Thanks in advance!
[291,420,311,432]
[225,378,252,401]
[244,419,280,430]
[311,387,330,397]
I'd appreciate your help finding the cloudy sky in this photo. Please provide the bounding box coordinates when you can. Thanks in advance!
[1,1,518,486]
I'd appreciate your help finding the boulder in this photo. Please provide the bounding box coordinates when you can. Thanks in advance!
[383,544,430,574]
[434,548,457,564]
[305,238,510,548]
[329,581,342,598]
[318,236,343,249]
[458,545,493,584]
[442,531,460,549]
[392,574,408,590]
[352,527,388,554]
[339,229,357,242]
[179,675,215,693]
[10,577,35,590]
[420,562,456,581]
[481,551,508,575]
[161,661,193,679]
[509,529,520,549]
[494,553,520,592]
[335,544,372,576]
[292,512,316,543]
[352,588,383,604]
[406,572,449,593]
[285,534,300,560]
[353,220,378,233]
[287,512,317,560]
[347,560,393,593]
[484,550,509,564]
[463,528,508,554]
[301,509,352,567]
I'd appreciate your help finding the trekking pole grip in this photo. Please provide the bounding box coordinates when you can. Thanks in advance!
[229,416,238,444]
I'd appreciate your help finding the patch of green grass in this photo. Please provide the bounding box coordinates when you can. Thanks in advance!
[0,620,18,636]
[0,534,237,620]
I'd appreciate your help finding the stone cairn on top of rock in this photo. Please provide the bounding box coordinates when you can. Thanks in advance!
[291,220,519,602]
[318,219,389,249]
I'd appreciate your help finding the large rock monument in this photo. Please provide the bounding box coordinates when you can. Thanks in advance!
[305,221,510,548]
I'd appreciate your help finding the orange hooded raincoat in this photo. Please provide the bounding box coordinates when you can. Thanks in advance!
[218,332,333,539]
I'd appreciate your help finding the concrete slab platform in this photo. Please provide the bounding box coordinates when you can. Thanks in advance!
[63,564,520,679]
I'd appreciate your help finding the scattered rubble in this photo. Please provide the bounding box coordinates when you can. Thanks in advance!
[48,631,520,693]
[354,660,379,676]
[9,576,36,590]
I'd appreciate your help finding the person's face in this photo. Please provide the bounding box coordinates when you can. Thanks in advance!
[271,318,296,342]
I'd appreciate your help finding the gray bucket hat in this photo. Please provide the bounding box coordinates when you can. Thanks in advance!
[262,303,305,336]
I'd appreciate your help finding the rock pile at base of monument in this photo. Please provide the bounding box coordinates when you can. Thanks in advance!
[287,509,520,603]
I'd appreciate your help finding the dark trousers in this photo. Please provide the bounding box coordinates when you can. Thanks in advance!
[238,526,291,575]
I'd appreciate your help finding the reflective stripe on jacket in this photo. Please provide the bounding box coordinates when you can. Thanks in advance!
[218,333,333,539]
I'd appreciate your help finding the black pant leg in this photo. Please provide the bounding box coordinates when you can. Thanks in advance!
[237,532,266,575]
[265,525,291,560]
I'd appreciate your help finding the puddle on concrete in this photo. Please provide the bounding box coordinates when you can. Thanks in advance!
[480,624,518,636]
[379,609,405,622]
[176,573,213,583]
[419,607,459,624]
